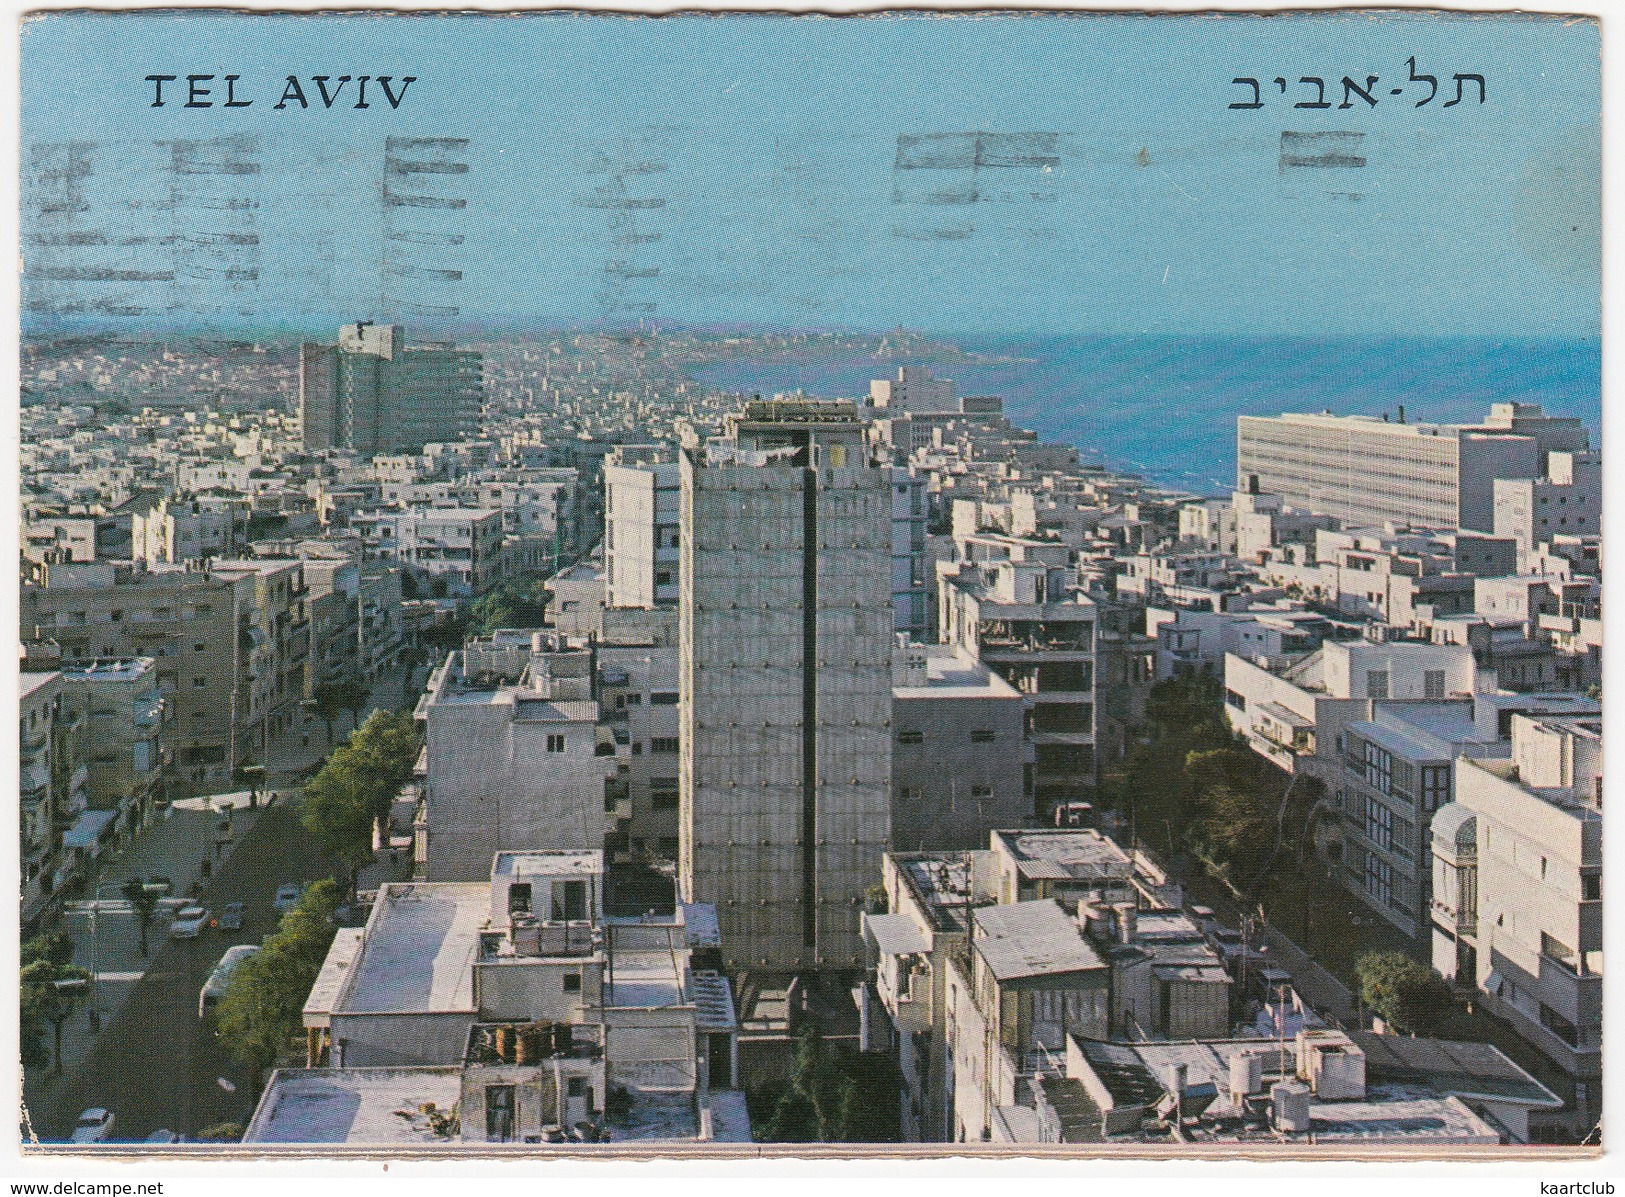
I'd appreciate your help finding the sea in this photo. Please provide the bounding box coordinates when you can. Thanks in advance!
[688,335,1602,496]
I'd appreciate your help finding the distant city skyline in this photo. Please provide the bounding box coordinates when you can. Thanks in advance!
[21,11,1599,337]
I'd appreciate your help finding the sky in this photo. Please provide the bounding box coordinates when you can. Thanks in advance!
[19,10,1601,337]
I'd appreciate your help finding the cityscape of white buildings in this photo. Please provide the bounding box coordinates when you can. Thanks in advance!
[17,329,1604,1149]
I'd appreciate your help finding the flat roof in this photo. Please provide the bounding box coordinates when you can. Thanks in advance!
[604,949,685,1009]
[866,912,933,957]
[245,1067,463,1145]
[494,849,603,878]
[304,928,365,1025]
[994,829,1133,883]
[1349,1032,1563,1109]
[339,883,485,1014]
[893,646,1022,701]
[972,900,1105,982]
[19,671,59,701]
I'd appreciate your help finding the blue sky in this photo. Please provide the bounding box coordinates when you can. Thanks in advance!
[20,11,1600,336]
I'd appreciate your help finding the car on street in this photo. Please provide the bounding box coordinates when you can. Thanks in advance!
[170,905,210,938]
[144,1129,182,1144]
[69,1108,115,1144]
[218,901,246,931]
[274,883,303,914]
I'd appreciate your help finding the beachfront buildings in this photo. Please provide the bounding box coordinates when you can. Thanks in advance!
[1236,403,1590,533]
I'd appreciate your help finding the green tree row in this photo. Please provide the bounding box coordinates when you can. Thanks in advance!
[20,931,90,1075]
[467,576,552,637]
[301,709,421,897]
[213,878,344,1101]
[753,1027,901,1143]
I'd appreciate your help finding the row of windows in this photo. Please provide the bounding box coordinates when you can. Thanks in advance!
[897,728,1000,745]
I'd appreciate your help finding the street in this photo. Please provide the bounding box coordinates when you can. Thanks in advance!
[28,802,339,1143]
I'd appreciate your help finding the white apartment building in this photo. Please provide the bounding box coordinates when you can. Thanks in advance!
[1493,450,1602,558]
[603,447,680,610]
[1223,639,1480,779]
[940,558,1098,815]
[890,641,1027,852]
[1431,713,1602,1137]
[257,850,746,1147]
[1237,403,1587,533]
[418,641,617,881]
[354,507,505,598]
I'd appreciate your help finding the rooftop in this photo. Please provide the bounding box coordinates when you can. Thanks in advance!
[339,883,485,1014]
[494,850,602,879]
[994,829,1133,884]
[244,1067,463,1146]
[1348,1032,1562,1109]
[893,644,1022,701]
[972,900,1106,983]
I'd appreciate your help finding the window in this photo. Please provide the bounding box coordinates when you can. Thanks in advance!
[1539,1003,1580,1048]
[1366,671,1389,699]
[1420,766,1449,813]
[193,678,208,688]
[656,571,673,585]
[485,1084,516,1142]
[1365,798,1395,852]
[1424,669,1446,699]
[1582,871,1601,902]
[552,879,587,921]
[897,730,924,745]
[546,734,566,753]
[650,692,679,706]
[971,785,993,800]
[194,643,206,653]
[1364,853,1393,906]
[970,729,996,743]
[508,882,532,916]
[1362,741,1393,796]
[1225,689,1246,711]
[563,972,582,993]
[650,737,679,754]
[622,693,642,706]
[650,778,679,810]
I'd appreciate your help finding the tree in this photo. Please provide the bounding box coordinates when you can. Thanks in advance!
[1355,951,1456,1035]
[195,1122,244,1143]
[755,1028,901,1143]
[300,763,375,898]
[311,683,347,743]
[214,881,342,1099]
[21,959,92,1075]
[121,878,161,956]
[21,929,74,968]
[335,678,372,732]
[468,578,552,636]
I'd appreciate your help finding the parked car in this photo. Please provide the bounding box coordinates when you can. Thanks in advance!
[69,1108,115,1144]
[144,1129,182,1144]
[218,901,246,931]
[170,906,210,938]
[274,883,303,914]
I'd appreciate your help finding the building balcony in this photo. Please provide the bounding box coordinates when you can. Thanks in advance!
[1430,899,1475,938]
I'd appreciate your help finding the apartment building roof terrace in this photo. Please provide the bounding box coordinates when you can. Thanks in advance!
[245,1067,464,1145]
[993,829,1132,887]
[972,900,1106,982]
[338,883,486,1015]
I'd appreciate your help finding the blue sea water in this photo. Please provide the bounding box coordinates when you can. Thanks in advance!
[689,336,1602,495]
